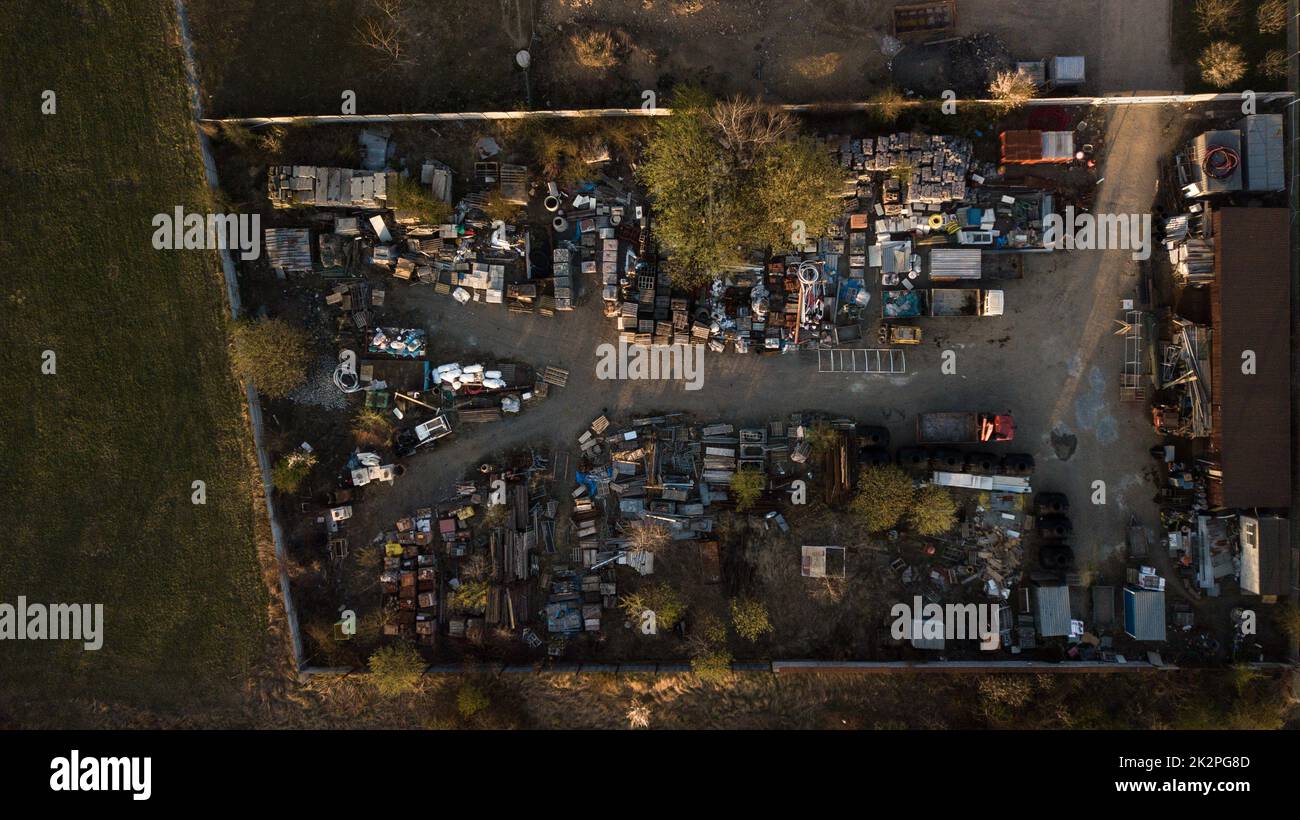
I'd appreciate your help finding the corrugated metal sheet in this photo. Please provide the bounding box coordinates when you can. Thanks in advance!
[1211,208,1290,508]
[1240,114,1284,192]
[1123,587,1166,641]
[1032,585,1071,637]
[929,248,982,280]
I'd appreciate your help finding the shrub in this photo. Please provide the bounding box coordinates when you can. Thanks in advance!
[1199,41,1247,88]
[352,407,393,447]
[850,465,914,532]
[387,173,453,224]
[570,30,621,69]
[368,641,424,696]
[271,450,317,493]
[1194,0,1242,35]
[730,467,765,512]
[730,598,773,642]
[229,317,311,398]
[449,579,489,614]
[868,86,908,124]
[691,648,733,684]
[908,485,958,536]
[620,582,686,631]
[988,69,1037,112]
[804,423,840,455]
[1258,0,1287,33]
[1260,49,1287,80]
[456,682,490,718]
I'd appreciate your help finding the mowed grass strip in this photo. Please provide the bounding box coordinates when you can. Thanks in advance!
[0,0,266,706]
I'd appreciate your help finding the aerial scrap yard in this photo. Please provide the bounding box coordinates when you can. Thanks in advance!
[210,54,1294,675]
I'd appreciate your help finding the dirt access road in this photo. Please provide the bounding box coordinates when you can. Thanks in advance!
[351,102,1187,575]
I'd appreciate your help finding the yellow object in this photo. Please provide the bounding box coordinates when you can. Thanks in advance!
[928,214,944,229]
[385,542,403,557]
[455,506,476,521]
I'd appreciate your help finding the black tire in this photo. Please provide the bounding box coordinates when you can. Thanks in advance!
[1001,454,1035,475]
[965,452,996,473]
[1035,492,1069,516]
[1038,515,1073,540]
[858,447,891,468]
[898,447,930,470]
[857,425,890,449]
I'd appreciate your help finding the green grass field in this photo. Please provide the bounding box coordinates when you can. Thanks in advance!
[0,0,267,708]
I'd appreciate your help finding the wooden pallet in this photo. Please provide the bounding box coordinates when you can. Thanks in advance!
[542,366,569,388]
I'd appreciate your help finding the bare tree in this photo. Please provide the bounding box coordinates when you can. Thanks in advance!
[709,96,795,168]
[626,521,671,553]
[357,0,408,70]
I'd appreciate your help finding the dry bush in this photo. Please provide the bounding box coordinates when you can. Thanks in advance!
[1194,0,1242,34]
[793,51,843,80]
[626,698,651,728]
[1260,48,1287,80]
[351,407,393,447]
[670,0,711,14]
[1199,40,1247,88]
[570,30,622,69]
[988,69,1037,112]
[868,86,908,124]
[1258,0,1287,33]
[626,521,671,553]
[229,317,311,398]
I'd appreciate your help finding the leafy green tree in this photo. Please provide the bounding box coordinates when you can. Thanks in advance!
[368,641,424,696]
[730,467,765,512]
[730,597,773,642]
[908,484,957,536]
[620,583,686,631]
[804,423,840,455]
[850,465,914,532]
[449,579,489,614]
[640,87,843,289]
[230,317,311,398]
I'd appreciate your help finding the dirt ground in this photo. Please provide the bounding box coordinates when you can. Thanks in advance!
[190,0,1184,118]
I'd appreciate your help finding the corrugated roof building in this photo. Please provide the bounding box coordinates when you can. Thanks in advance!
[1210,208,1291,509]
[1239,514,1291,598]
[1123,586,1166,641]
[1032,584,1071,637]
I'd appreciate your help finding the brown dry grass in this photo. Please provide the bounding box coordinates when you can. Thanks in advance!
[570,30,623,69]
[793,51,843,80]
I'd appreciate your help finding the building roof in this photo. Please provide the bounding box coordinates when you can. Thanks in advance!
[1032,585,1071,637]
[1239,514,1290,597]
[1123,587,1166,641]
[1211,208,1291,509]
[1240,114,1284,193]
